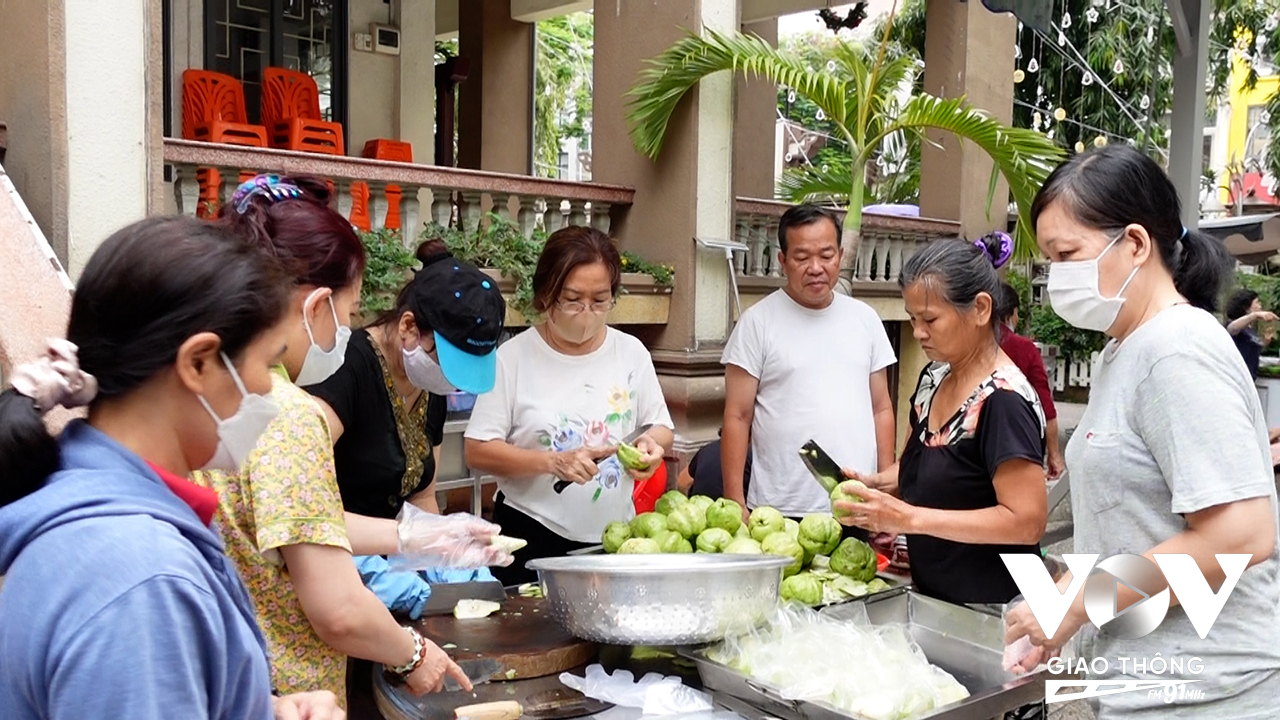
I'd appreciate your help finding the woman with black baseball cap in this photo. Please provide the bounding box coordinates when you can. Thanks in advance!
[306,239,507,521]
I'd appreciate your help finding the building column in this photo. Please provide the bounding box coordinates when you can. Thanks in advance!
[917,1,1017,237]
[457,0,533,174]
[594,0,740,461]
[1168,0,1210,227]
[395,0,437,165]
[733,19,779,200]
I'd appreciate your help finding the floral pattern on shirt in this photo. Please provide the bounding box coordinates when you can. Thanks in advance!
[912,362,1045,449]
[192,369,351,705]
[535,372,636,491]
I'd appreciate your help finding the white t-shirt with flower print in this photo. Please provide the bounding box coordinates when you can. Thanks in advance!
[464,327,674,542]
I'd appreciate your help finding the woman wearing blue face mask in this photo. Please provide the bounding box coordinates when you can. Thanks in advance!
[197,177,486,706]
[1003,145,1280,719]
[0,216,344,720]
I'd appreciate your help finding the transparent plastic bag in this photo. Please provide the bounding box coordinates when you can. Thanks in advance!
[708,604,968,720]
[1001,596,1046,675]
[559,664,715,715]
[387,504,514,571]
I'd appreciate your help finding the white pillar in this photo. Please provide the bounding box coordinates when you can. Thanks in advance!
[1169,0,1210,228]
[64,0,151,277]
[396,0,436,164]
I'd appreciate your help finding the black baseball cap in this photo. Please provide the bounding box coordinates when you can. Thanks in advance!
[415,253,506,394]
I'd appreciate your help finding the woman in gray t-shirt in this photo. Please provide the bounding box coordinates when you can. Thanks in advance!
[1003,145,1280,719]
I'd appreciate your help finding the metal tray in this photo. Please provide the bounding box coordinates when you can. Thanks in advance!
[682,588,1071,720]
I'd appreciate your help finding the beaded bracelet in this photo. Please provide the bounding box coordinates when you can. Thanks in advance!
[390,626,426,677]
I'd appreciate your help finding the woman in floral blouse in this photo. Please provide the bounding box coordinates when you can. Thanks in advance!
[834,236,1048,606]
[195,175,475,705]
[465,226,675,585]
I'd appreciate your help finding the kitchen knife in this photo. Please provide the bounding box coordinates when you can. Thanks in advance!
[455,700,523,720]
[553,424,655,494]
[419,580,508,617]
[444,657,504,693]
[798,439,843,494]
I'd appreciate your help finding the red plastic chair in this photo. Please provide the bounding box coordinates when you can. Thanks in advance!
[180,69,268,217]
[261,67,344,156]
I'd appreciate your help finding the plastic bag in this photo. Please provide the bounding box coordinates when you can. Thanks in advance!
[559,664,714,715]
[706,604,968,720]
[1001,596,1047,675]
[388,504,513,571]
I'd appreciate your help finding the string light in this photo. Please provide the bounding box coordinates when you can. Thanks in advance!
[1054,107,1067,121]
[1075,141,1086,152]
[1014,69,1026,83]
[1094,136,1108,147]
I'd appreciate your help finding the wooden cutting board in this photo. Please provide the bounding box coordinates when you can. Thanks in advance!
[416,596,597,681]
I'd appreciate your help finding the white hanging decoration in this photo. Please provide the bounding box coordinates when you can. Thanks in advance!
[1037,84,1045,99]
[1094,136,1108,148]
[1147,26,1155,43]
[815,109,826,121]
[1014,69,1026,83]
[1028,58,1040,73]
[1082,72,1094,86]
[1139,94,1151,110]
[1058,31,1067,46]
[1264,110,1273,123]
[1062,12,1072,29]
[1033,112,1043,129]
[1075,141,1086,153]
[826,60,837,73]
[787,90,797,103]
[1015,45,1022,60]
[1054,107,1067,121]
[1113,59,1124,75]
[821,164,829,172]
[1268,14,1278,32]
[1047,129,1056,140]
[1086,8,1099,24]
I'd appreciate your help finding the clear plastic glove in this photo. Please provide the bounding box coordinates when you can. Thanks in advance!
[389,504,514,572]
[559,664,714,715]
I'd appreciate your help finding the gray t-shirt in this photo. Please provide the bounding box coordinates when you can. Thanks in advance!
[1069,305,1280,718]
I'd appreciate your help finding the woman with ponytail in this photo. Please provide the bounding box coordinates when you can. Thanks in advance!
[1004,145,1280,718]
[198,175,497,706]
[0,216,341,719]
[832,234,1049,606]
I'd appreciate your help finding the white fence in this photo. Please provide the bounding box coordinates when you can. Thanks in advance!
[1049,352,1101,391]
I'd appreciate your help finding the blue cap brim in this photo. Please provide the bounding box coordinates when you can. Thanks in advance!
[434,331,496,394]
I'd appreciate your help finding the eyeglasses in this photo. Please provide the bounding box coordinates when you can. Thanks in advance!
[556,298,616,315]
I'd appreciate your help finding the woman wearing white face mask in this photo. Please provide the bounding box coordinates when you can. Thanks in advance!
[306,239,507,520]
[1003,145,1280,719]
[0,216,347,720]
[196,177,479,706]
[465,226,676,585]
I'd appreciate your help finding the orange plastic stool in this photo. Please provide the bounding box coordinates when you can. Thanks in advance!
[181,69,268,217]
[261,67,344,156]
[355,138,414,231]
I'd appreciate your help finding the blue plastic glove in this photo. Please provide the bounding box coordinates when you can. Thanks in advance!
[353,555,434,620]
[422,566,497,584]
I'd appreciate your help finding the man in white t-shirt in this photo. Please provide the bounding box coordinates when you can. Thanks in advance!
[721,204,897,533]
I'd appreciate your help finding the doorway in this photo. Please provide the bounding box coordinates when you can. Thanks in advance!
[202,0,348,147]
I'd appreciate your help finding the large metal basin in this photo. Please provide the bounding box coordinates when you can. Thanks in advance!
[527,554,792,646]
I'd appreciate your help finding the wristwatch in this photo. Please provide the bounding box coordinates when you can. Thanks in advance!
[390,625,427,677]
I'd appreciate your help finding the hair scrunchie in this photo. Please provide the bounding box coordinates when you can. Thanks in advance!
[10,339,98,413]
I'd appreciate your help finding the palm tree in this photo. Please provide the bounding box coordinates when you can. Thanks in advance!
[625,24,1064,285]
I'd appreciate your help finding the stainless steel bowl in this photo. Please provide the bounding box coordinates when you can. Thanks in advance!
[526,554,792,645]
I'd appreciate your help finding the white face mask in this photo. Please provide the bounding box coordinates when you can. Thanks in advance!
[294,291,350,386]
[196,352,280,473]
[1047,231,1140,333]
[403,344,456,395]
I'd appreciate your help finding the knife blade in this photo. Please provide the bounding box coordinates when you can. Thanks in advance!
[553,423,655,494]
[444,657,503,693]
[798,439,843,494]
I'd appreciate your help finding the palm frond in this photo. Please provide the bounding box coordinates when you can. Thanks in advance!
[777,165,854,204]
[626,28,850,159]
[830,40,915,144]
[881,94,1065,256]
